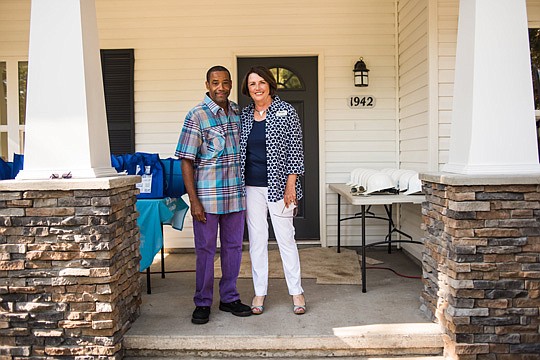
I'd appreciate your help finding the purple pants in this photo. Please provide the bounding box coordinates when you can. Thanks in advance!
[192,210,245,306]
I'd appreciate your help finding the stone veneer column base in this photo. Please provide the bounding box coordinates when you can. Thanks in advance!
[419,172,540,360]
[0,176,141,359]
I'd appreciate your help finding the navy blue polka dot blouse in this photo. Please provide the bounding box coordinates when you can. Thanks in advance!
[240,95,305,202]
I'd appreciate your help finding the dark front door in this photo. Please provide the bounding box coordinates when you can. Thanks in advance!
[237,56,319,240]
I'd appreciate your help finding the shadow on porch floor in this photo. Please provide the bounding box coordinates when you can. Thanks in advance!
[123,246,444,358]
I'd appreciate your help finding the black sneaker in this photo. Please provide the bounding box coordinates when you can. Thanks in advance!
[191,306,210,324]
[219,300,252,317]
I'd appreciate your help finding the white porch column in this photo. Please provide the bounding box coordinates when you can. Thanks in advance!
[16,0,117,180]
[443,0,540,175]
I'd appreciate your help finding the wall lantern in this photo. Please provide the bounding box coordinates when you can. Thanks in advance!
[353,57,369,87]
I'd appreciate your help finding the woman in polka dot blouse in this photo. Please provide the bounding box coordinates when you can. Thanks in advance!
[239,65,306,315]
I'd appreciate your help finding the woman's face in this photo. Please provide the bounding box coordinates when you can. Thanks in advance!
[247,73,270,102]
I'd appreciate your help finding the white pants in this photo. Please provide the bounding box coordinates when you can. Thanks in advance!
[246,186,303,296]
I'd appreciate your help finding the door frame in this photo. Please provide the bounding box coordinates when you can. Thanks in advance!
[232,52,327,246]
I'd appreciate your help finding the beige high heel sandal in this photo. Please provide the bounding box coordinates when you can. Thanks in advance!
[251,295,265,315]
[292,294,306,315]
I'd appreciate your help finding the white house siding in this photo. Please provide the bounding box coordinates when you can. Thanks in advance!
[8,1,538,251]
[0,1,30,57]
[95,0,400,248]
[396,0,429,261]
[322,0,398,247]
[531,0,540,25]
[0,0,399,248]
[396,0,458,261]
[398,0,429,172]
[436,0,458,169]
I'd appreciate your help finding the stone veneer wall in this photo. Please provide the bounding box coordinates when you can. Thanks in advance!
[420,173,540,360]
[0,177,141,359]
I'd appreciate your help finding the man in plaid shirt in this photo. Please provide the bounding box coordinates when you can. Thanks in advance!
[175,66,251,324]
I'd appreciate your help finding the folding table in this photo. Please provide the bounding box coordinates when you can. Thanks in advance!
[329,183,425,292]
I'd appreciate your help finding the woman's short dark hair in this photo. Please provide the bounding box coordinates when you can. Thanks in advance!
[241,66,277,97]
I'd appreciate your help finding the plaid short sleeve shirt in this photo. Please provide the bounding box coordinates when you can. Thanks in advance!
[175,94,245,214]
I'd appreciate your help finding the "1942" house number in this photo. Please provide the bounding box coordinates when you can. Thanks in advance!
[348,95,376,108]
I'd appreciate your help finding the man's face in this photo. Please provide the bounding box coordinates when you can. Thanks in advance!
[206,71,232,107]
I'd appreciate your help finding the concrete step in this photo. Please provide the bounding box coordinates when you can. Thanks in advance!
[123,323,444,358]
[126,357,445,360]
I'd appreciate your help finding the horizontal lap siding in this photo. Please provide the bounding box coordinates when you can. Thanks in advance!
[313,0,398,247]
[398,0,428,172]
[0,0,398,248]
[4,1,540,249]
[528,0,540,24]
[437,0,458,168]
[397,0,428,260]
[95,0,399,248]
[0,1,30,57]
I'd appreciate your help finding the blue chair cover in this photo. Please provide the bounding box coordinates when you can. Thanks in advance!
[110,154,125,172]
[0,158,12,180]
[162,157,186,198]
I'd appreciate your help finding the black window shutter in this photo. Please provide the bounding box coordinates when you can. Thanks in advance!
[100,49,135,155]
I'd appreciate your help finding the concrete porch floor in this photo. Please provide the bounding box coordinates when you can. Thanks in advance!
[123,246,444,359]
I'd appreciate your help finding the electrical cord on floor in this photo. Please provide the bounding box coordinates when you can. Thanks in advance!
[366,266,421,279]
[146,270,196,274]
[150,268,420,278]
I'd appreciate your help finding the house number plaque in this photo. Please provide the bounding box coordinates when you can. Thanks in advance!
[348,95,376,108]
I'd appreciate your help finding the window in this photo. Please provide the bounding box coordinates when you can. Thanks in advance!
[529,28,540,159]
[1,62,7,159]
[529,29,540,109]
[18,62,27,155]
[0,60,25,161]
[269,67,304,90]
[18,62,27,126]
